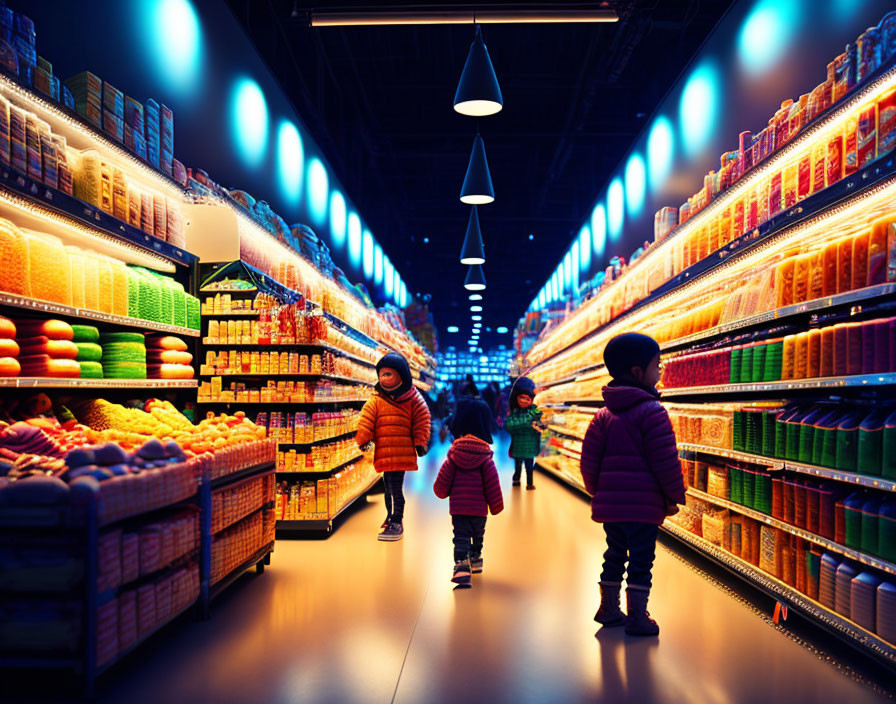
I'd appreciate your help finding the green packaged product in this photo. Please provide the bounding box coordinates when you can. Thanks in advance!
[761,409,777,457]
[775,406,801,458]
[843,492,864,550]
[70,325,100,343]
[856,409,888,477]
[730,346,743,384]
[884,410,896,481]
[879,500,896,563]
[836,411,866,473]
[186,294,200,330]
[126,267,141,318]
[78,361,103,378]
[733,409,745,452]
[740,345,754,384]
[861,496,881,556]
[74,342,102,362]
[729,464,743,504]
[742,468,756,510]
[786,407,815,461]
[745,409,763,454]
[751,343,766,383]
[754,470,772,514]
[813,409,844,468]
[100,332,145,345]
[763,339,784,381]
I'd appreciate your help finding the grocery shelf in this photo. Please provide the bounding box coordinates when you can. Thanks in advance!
[0,377,198,389]
[209,461,276,490]
[201,310,263,317]
[213,501,273,538]
[0,167,193,271]
[276,430,358,449]
[0,72,186,200]
[526,61,896,372]
[276,452,364,476]
[555,446,582,461]
[208,541,275,598]
[677,443,783,469]
[661,373,896,398]
[661,520,896,671]
[276,474,380,535]
[100,548,200,603]
[661,283,896,353]
[0,292,201,337]
[535,458,588,496]
[198,372,374,386]
[685,487,896,576]
[547,424,586,440]
[196,397,369,406]
[321,310,380,350]
[200,339,379,365]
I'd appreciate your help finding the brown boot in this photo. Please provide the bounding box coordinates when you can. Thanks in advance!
[625,587,659,636]
[594,582,626,626]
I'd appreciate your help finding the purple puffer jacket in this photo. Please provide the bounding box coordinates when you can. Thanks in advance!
[579,385,685,525]
[433,435,504,517]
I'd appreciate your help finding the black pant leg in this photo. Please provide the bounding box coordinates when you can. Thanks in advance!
[524,457,535,485]
[625,523,659,590]
[600,523,628,584]
[452,515,474,560]
[382,473,392,520]
[512,458,522,481]
[470,516,487,558]
[390,471,406,522]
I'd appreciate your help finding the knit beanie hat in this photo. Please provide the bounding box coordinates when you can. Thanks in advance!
[602,332,661,380]
[509,376,537,410]
[451,396,493,444]
[376,352,412,398]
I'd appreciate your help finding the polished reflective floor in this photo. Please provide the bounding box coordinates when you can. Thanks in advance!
[37,430,893,702]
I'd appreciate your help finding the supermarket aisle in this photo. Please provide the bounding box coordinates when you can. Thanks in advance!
[83,430,887,704]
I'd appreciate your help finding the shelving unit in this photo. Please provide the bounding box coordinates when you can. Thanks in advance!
[276,473,380,536]
[0,378,198,389]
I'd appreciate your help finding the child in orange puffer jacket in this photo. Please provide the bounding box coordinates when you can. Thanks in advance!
[356,352,431,541]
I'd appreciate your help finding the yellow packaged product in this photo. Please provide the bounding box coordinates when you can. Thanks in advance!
[112,167,128,222]
[82,254,99,311]
[97,257,113,313]
[22,229,71,305]
[793,253,811,303]
[775,258,795,308]
[793,331,808,379]
[781,335,796,380]
[0,217,29,296]
[65,246,87,308]
[107,258,129,317]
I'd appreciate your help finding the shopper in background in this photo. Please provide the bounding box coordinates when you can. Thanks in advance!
[433,400,504,587]
[355,352,432,541]
[495,383,511,429]
[579,332,685,637]
[448,381,493,444]
[505,376,545,489]
[482,381,498,431]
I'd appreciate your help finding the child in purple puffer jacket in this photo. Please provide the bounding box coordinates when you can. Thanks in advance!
[433,401,503,587]
[579,332,685,636]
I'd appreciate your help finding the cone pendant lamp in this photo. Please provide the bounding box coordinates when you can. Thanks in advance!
[454,25,503,116]
[460,134,494,204]
[464,264,486,291]
[460,206,485,264]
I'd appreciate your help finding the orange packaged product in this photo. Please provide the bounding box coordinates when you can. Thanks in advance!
[793,254,811,303]
[697,226,709,261]
[783,164,798,210]
[719,207,732,246]
[708,218,720,253]
[733,200,745,239]
[832,323,850,376]
[781,335,796,380]
[851,231,870,291]
[775,258,795,308]
[797,153,812,200]
[806,329,821,378]
[811,142,827,194]
[768,171,783,216]
[868,217,892,286]
[819,326,835,377]
[826,131,844,186]
[0,218,28,296]
[843,116,858,176]
[821,240,839,296]
[808,250,824,300]
[793,332,809,379]
[837,236,854,294]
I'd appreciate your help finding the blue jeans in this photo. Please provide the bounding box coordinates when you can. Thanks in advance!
[513,458,534,484]
[600,522,659,590]
[382,471,406,523]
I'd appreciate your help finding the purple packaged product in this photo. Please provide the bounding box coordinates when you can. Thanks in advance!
[124,97,144,132]
[172,158,187,186]
[0,38,17,75]
[9,105,25,174]
[880,12,896,62]
[40,131,57,190]
[14,14,35,43]
[857,27,882,83]
[24,116,41,182]
[62,85,74,110]
[132,130,146,160]
[0,98,9,166]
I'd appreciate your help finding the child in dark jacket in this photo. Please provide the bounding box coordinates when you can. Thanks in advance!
[579,333,685,636]
[505,376,545,489]
[433,403,503,587]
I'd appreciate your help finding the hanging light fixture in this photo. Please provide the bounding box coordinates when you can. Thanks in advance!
[464,264,486,290]
[454,25,503,116]
[460,133,494,205]
[469,293,483,301]
[459,205,486,264]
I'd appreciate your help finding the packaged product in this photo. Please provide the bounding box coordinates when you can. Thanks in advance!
[0,218,28,296]
[112,167,127,222]
[153,193,167,241]
[852,231,870,290]
[22,230,71,305]
[54,137,73,195]
[145,98,160,169]
[9,103,25,174]
[857,26,882,82]
[127,186,141,228]
[826,130,844,185]
[884,410,896,481]
[140,191,153,235]
[857,104,878,169]
[879,89,896,156]
[837,236,854,293]
[0,95,9,167]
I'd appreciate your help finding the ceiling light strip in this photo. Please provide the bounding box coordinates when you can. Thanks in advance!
[310,8,617,26]
[0,75,185,201]
[530,63,896,363]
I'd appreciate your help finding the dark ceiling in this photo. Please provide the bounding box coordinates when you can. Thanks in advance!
[225,0,735,351]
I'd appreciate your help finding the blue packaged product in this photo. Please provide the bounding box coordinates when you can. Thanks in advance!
[145,98,160,168]
[0,8,13,30]
[62,85,74,110]
[11,32,35,67]
[0,38,16,76]
[857,27,882,83]
[16,54,31,87]
[8,103,25,174]
[846,42,858,92]
[880,12,896,62]
[14,13,35,44]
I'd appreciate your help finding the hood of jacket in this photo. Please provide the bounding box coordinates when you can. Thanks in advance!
[447,435,494,470]
[376,352,413,398]
[602,384,660,413]
[509,376,537,410]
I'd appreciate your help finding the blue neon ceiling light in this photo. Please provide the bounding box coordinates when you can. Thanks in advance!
[362,230,375,279]
[143,0,202,95]
[277,121,304,205]
[374,245,384,285]
[571,246,579,291]
[607,178,624,239]
[307,158,329,225]
[591,203,607,258]
[347,212,362,267]
[231,78,268,168]
[738,0,801,76]
[624,153,646,217]
[647,117,674,189]
[578,225,592,272]
[329,191,347,247]
[384,257,395,296]
[447,326,459,333]
[679,61,721,158]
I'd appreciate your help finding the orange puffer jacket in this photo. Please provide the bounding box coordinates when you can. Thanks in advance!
[355,388,431,472]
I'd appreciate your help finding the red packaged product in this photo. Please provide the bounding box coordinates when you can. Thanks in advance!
[826,132,844,185]
[868,217,891,286]
[812,142,827,194]
[856,104,877,169]
[879,88,896,156]
[847,322,864,376]
[873,318,892,373]
[768,172,783,216]
[797,154,812,199]
[844,117,858,175]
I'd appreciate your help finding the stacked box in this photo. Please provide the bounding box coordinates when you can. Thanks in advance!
[0,95,9,166]
[103,81,124,142]
[34,55,52,97]
[54,135,73,195]
[9,103,25,174]
[124,96,145,156]
[145,99,160,168]
[65,71,102,127]
[160,104,174,176]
